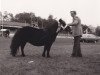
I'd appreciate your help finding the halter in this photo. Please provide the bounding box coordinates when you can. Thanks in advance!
[56,19,67,34]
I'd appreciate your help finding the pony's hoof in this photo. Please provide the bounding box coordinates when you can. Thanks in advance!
[10,52,16,57]
[12,55,16,57]
[11,54,16,57]
[42,54,45,57]
[78,54,82,57]
[21,55,25,57]
[47,55,50,58]
[71,54,82,57]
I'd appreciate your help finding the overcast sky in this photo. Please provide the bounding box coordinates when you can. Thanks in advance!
[0,0,100,27]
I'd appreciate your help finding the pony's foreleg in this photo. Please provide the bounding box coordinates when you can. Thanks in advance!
[21,43,26,57]
[47,47,52,57]
[46,44,52,58]
[42,45,47,57]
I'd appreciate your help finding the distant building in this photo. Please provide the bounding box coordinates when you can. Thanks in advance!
[0,21,30,30]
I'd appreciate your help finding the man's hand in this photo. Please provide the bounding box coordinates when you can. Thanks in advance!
[61,25,68,30]
[67,24,71,26]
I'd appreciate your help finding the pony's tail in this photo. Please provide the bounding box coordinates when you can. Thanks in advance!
[10,29,21,56]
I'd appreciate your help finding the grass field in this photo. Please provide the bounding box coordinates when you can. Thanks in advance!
[0,37,100,75]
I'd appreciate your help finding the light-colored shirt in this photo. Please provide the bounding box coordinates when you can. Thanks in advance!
[69,16,83,37]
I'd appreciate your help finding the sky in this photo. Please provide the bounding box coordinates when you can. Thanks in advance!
[0,0,100,27]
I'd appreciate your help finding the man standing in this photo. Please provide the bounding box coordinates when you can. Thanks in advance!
[67,11,83,57]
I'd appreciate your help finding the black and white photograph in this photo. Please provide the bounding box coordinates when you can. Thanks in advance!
[0,0,100,75]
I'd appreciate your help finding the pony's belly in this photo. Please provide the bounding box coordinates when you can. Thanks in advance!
[29,41,45,46]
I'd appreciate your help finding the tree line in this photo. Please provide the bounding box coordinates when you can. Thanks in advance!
[0,11,100,36]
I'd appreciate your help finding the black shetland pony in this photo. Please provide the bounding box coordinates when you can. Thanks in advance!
[10,20,63,58]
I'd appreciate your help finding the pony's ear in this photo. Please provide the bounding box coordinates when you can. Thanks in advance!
[59,19,66,27]
[59,18,62,22]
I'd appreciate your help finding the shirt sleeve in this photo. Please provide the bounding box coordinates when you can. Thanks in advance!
[68,17,79,26]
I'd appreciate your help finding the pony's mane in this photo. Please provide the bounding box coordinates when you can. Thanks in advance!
[44,20,58,33]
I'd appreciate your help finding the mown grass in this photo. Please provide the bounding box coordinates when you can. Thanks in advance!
[0,37,100,75]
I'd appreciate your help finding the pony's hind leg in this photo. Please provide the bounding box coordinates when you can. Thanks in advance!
[20,43,26,57]
[10,46,19,57]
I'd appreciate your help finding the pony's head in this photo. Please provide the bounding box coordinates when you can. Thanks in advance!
[58,18,71,33]
[56,18,66,33]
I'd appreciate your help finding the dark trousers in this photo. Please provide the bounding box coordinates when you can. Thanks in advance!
[72,36,82,57]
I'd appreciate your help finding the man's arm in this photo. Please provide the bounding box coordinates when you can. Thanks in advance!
[68,17,79,26]
[61,24,67,30]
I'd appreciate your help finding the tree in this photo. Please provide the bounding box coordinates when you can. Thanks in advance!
[14,12,36,24]
[45,14,57,28]
[41,19,48,28]
[48,15,53,20]
[3,11,8,21]
[0,11,14,21]
[81,24,88,34]
[9,13,15,22]
[36,16,43,28]
[95,26,100,36]
[0,12,2,21]
[30,12,36,25]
